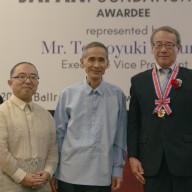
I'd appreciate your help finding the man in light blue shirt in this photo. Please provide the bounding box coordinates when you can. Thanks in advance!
[53,42,127,192]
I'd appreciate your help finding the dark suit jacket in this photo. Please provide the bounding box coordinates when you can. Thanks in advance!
[0,95,3,104]
[127,67,192,177]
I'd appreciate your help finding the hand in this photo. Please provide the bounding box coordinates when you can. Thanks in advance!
[34,171,50,186]
[21,173,44,188]
[111,177,122,191]
[129,157,145,184]
[49,176,58,192]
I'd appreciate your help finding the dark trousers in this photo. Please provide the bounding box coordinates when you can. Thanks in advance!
[144,154,192,192]
[57,180,111,192]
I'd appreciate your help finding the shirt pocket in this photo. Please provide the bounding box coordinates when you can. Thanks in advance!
[71,121,102,149]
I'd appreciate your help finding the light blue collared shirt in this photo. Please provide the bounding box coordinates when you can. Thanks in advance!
[54,78,127,185]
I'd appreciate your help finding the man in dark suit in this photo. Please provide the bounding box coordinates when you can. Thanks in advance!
[0,95,3,104]
[127,26,192,192]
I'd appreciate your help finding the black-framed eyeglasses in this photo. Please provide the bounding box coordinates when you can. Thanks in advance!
[12,74,39,82]
[153,42,177,50]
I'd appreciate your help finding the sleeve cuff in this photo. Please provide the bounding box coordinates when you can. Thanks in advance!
[12,168,26,183]
[44,167,54,178]
[112,167,123,178]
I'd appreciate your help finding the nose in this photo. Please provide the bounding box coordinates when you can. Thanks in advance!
[160,45,168,52]
[93,61,100,67]
[161,44,169,51]
[25,77,32,83]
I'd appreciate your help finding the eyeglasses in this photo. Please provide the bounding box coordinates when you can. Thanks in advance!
[12,74,39,82]
[153,42,177,50]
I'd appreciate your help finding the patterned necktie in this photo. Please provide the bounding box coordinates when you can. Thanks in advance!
[159,68,172,93]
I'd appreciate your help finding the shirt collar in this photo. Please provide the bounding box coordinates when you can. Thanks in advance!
[83,77,105,96]
[155,63,176,72]
[10,94,33,111]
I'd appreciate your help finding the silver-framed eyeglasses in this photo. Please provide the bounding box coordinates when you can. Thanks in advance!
[153,42,177,50]
[12,74,39,82]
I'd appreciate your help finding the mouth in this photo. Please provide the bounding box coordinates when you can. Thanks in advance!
[92,70,102,74]
[159,56,168,59]
[23,87,32,90]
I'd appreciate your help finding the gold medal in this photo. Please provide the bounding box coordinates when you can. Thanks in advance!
[157,109,165,118]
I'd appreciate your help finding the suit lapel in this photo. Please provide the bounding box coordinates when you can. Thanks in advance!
[145,69,166,101]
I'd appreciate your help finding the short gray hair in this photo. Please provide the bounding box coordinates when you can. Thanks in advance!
[82,42,109,60]
[150,26,181,45]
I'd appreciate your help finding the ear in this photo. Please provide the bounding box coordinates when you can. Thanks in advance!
[176,44,181,53]
[151,45,154,54]
[80,58,85,68]
[106,61,110,68]
[8,79,12,87]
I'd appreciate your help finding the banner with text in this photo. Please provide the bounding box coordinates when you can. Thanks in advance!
[0,0,191,109]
